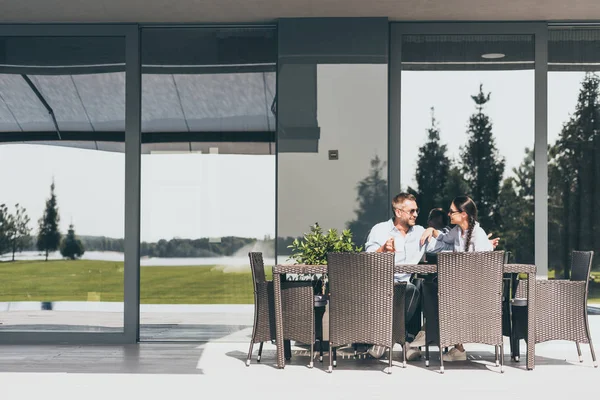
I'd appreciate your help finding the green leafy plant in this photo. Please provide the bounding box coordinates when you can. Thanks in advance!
[287,223,362,294]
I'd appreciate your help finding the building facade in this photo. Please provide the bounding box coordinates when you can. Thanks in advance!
[0,4,599,343]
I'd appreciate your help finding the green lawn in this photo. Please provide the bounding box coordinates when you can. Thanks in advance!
[0,260,270,304]
[0,260,598,305]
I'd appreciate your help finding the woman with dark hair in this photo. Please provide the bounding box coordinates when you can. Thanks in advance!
[418,195,493,361]
[421,196,493,253]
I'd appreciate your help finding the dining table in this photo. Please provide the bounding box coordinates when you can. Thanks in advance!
[272,262,537,370]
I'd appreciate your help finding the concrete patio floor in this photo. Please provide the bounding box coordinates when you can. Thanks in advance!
[1,317,599,400]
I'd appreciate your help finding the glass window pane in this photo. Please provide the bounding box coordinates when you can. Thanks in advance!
[277,63,388,261]
[139,27,276,341]
[0,36,126,333]
[548,29,600,291]
[401,34,535,263]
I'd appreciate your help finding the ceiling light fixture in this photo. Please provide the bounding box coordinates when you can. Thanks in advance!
[481,53,506,59]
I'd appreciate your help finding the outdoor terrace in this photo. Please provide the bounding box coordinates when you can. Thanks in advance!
[1,315,598,400]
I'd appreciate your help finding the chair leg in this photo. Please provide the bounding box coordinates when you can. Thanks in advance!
[439,347,444,374]
[583,307,598,367]
[309,341,314,368]
[590,341,598,368]
[576,342,583,363]
[425,343,430,367]
[388,347,393,374]
[246,341,254,366]
[500,343,505,373]
[257,342,264,362]
[328,345,333,373]
[495,345,499,366]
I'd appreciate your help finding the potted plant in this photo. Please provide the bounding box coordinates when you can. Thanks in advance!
[287,222,363,300]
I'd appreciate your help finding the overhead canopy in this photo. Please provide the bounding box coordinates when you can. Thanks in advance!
[0,28,277,154]
[401,29,600,71]
[1,26,599,155]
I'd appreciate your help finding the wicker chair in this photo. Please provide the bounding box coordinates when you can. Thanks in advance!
[534,250,597,367]
[435,251,505,373]
[246,252,316,367]
[326,252,406,374]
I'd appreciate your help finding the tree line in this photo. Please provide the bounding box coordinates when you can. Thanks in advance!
[0,181,85,261]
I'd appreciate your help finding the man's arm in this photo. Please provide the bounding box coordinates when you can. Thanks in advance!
[365,225,394,253]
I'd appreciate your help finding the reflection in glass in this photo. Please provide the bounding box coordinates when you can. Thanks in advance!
[401,34,535,264]
[0,36,126,332]
[548,29,600,289]
[277,64,388,262]
[139,28,276,341]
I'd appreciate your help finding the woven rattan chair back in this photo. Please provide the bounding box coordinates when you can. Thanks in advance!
[250,251,267,285]
[570,251,593,284]
[327,252,397,373]
[248,252,275,349]
[437,251,504,350]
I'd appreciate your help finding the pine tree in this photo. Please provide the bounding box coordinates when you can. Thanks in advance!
[460,84,505,233]
[37,181,61,261]
[443,165,470,206]
[497,148,534,263]
[549,73,600,277]
[414,108,451,226]
[60,224,85,260]
[347,156,388,247]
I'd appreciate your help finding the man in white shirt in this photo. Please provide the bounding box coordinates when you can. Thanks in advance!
[364,192,449,360]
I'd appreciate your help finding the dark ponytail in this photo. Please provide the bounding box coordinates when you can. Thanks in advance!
[452,196,478,252]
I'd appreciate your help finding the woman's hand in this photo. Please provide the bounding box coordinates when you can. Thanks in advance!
[420,227,436,246]
[487,233,500,249]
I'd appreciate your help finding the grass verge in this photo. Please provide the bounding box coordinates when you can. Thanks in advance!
[1,260,598,305]
[0,259,271,304]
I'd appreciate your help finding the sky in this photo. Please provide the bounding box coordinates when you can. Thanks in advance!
[0,69,588,242]
[401,70,585,189]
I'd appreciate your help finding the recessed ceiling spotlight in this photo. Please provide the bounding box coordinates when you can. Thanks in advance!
[481,53,506,59]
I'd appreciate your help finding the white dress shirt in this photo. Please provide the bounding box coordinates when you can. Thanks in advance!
[365,218,451,282]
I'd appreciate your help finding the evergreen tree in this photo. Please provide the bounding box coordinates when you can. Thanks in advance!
[6,204,32,261]
[497,148,534,263]
[37,181,61,261]
[443,165,470,207]
[414,108,451,226]
[549,73,600,277]
[460,84,505,233]
[347,156,388,247]
[60,224,85,260]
